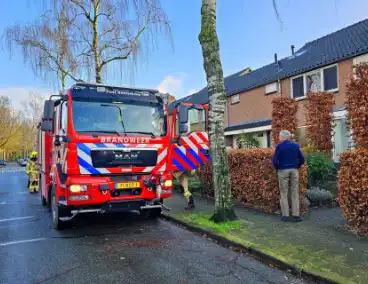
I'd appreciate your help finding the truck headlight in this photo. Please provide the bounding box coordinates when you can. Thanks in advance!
[163,180,173,187]
[69,184,87,193]
[160,179,172,187]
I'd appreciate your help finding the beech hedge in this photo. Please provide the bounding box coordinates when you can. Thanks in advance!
[198,148,308,214]
[338,149,368,234]
[338,64,368,234]
[271,97,298,146]
[305,92,335,156]
[346,64,368,148]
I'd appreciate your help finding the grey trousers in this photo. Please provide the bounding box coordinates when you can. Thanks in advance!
[278,169,300,217]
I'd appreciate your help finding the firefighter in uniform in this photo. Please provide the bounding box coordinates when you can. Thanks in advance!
[26,151,40,193]
[173,170,195,209]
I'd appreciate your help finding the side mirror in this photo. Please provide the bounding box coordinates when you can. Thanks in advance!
[178,105,189,124]
[43,100,54,121]
[40,121,53,132]
[179,124,188,134]
[61,136,72,143]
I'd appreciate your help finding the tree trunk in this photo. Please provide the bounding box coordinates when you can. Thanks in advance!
[92,3,102,84]
[198,0,236,222]
[61,71,66,91]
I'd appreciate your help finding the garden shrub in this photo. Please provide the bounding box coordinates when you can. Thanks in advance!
[305,187,334,207]
[306,152,337,189]
[198,148,308,214]
[338,149,368,234]
[300,144,316,158]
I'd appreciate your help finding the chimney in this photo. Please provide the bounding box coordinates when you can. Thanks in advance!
[274,53,278,64]
[291,45,295,55]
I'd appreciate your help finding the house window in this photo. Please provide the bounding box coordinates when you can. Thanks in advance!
[230,94,240,104]
[306,71,322,93]
[189,109,205,124]
[292,76,304,98]
[323,66,338,91]
[265,82,277,95]
[189,109,199,123]
[353,54,368,65]
[291,64,338,99]
[188,108,206,132]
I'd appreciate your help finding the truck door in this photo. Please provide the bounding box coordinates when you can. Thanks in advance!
[171,103,210,171]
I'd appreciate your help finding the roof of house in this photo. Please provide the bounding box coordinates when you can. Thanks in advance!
[224,119,272,132]
[169,18,368,114]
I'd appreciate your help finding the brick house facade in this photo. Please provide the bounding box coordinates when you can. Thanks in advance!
[168,19,368,163]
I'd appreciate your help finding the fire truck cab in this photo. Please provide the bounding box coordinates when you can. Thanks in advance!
[170,101,210,172]
[38,82,174,230]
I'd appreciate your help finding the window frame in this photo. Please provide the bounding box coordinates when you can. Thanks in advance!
[290,64,339,100]
[305,69,322,93]
[230,94,240,104]
[264,82,278,95]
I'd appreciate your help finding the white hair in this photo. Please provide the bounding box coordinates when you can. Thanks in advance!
[279,130,292,140]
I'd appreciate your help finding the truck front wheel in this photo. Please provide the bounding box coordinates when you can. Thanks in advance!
[51,186,67,230]
[150,208,162,218]
[139,208,162,219]
[40,186,47,207]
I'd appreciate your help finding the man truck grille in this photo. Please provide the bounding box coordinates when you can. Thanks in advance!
[91,149,157,168]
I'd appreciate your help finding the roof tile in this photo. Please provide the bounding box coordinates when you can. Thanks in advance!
[169,18,368,114]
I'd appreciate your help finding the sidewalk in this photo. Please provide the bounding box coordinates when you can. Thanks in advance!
[163,192,368,284]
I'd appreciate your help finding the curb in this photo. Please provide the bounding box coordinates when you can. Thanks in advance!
[162,213,340,284]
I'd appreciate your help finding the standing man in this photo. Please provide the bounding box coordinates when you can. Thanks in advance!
[272,130,305,222]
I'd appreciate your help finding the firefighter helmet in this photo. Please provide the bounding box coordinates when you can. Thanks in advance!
[30,151,38,158]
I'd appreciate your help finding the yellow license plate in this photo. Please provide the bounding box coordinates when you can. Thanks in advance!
[116,182,140,189]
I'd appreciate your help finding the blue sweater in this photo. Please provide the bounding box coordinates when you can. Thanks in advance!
[272,140,305,170]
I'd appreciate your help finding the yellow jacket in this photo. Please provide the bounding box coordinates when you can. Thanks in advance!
[26,160,40,175]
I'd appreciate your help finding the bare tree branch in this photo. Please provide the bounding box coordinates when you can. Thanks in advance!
[3,0,81,89]
[272,0,284,29]
[69,0,172,83]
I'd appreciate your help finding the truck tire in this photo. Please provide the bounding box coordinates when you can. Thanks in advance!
[40,188,47,207]
[50,186,67,230]
[150,208,162,218]
[139,209,151,219]
[139,208,162,219]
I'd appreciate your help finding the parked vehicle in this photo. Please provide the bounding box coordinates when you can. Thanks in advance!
[20,159,27,167]
[38,82,178,230]
[0,160,6,167]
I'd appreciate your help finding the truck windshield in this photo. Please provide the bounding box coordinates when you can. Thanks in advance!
[72,101,166,136]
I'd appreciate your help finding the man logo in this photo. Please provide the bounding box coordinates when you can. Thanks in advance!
[114,153,123,160]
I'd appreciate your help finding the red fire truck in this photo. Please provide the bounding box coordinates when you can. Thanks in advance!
[38,82,210,230]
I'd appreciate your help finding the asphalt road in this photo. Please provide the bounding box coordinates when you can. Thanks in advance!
[0,163,308,284]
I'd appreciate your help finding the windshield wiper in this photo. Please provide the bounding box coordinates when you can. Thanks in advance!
[124,131,156,138]
[100,104,127,136]
[78,130,121,136]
